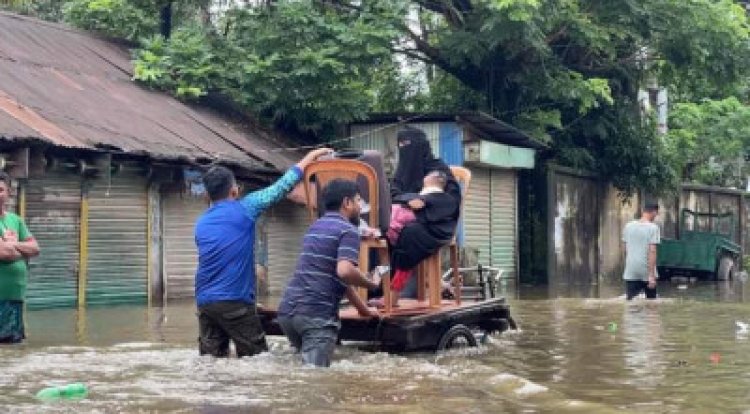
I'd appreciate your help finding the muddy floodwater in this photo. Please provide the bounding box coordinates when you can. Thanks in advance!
[4,280,750,413]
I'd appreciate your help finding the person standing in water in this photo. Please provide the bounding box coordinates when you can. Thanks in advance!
[622,203,660,300]
[0,172,40,344]
[194,148,332,358]
[277,179,379,367]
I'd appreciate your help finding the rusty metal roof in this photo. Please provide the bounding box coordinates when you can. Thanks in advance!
[354,111,547,150]
[0,12,296,171]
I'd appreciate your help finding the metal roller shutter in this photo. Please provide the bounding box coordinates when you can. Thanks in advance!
[266,200,308,296]
[163,190,206,299]
[25,171,81,309]
[490,169,517,279]
[464,167,491,264]
[86,168,149,305]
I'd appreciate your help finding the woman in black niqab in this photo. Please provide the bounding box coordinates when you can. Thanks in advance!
[384,127,462,306]
[391,127,461,202]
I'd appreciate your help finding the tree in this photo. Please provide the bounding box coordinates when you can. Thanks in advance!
[5,0,750,194]
[133,2,401,134]
[666,97,750,188]
[382,0,750,194]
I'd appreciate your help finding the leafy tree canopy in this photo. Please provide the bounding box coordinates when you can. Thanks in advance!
[3,0,750,194]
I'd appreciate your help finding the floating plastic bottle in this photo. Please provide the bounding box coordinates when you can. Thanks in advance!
[35,383,88,401]
[607,322,618,333]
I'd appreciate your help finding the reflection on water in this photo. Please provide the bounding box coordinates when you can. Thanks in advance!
[4,281,750,412]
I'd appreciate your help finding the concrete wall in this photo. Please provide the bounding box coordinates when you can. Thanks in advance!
[548,166,601,288]
[598,186,641,283]
[543,167,749,287]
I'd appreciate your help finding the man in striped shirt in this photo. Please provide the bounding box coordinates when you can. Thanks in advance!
[277,179,379,367]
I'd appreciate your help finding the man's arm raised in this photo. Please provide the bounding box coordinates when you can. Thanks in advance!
[241,148,332,219]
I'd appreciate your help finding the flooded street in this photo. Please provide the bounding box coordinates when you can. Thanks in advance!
[4,282,750,413]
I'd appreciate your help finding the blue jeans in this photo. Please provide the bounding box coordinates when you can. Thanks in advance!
[277,315,340,367]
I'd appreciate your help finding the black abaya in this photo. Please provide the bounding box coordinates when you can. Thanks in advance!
[389,128,461,270]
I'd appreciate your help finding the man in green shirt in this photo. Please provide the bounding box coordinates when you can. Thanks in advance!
[0,172,39,343]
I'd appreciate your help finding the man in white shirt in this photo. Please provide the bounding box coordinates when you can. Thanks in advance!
[622,203,660,300]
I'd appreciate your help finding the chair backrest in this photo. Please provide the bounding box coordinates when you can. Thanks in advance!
[449,166,471,242]
[303,159,379,227]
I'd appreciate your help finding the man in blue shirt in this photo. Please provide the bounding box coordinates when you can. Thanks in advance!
[195,148,331,358]
[278,179,379,367]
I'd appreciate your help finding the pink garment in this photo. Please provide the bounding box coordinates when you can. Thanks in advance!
[386,204,416,244]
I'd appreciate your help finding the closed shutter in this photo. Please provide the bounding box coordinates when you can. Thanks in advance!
[464,167,491,264]
[163,190,206,299]
[86,169,148,305]
[25,172,81,309]
[490,169,517,279]
[266,200,308,296]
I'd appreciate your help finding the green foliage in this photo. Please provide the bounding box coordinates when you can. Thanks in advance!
[134,2,401,133]
[7,0,750,194]
[399,0,750,193]
[665,97,750,188]
[62,0,158,41]
[0,0,67,21]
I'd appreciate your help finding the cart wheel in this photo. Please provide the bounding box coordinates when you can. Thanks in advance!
[437,324,478,351]
[718,256,736,281]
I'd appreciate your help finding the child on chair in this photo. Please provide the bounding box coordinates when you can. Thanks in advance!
[386,170,447,245]
[378,170,456,307]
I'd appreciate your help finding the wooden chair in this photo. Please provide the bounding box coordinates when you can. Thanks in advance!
[302,160,392,312]
[416,166,471,308]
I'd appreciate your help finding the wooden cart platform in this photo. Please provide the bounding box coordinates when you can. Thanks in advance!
[258,297,513,352]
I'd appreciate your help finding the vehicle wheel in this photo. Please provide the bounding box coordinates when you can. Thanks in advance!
[437,324,478,351]
[717,256,736,281]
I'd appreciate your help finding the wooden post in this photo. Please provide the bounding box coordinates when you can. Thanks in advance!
[147,182,163,306]
[77,191,89,308]
[17,182,25,218]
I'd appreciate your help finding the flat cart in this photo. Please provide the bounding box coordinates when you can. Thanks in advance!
[263,156,517,352]
[258,297,514,352]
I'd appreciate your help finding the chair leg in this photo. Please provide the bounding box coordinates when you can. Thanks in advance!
[429,253,441,308]
[377,247,392,315]
[450,244,461,306]
[417,262,426,302]
[357,244,369,302]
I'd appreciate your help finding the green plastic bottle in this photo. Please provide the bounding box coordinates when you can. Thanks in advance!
[35,383,88,401]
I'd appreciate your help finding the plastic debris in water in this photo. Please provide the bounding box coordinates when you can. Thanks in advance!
[677,285,688,290]
[736,321,749,334]
[607,322,618,333]
[35,383,88,401]
[710,353,721,364]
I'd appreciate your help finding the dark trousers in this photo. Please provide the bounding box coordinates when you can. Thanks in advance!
[198,301,268,358]
[625,281,657,300]
[0,300,25,344]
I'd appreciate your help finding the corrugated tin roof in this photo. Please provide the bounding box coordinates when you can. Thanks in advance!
[0,12,295,171]
[354,111,547,150]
